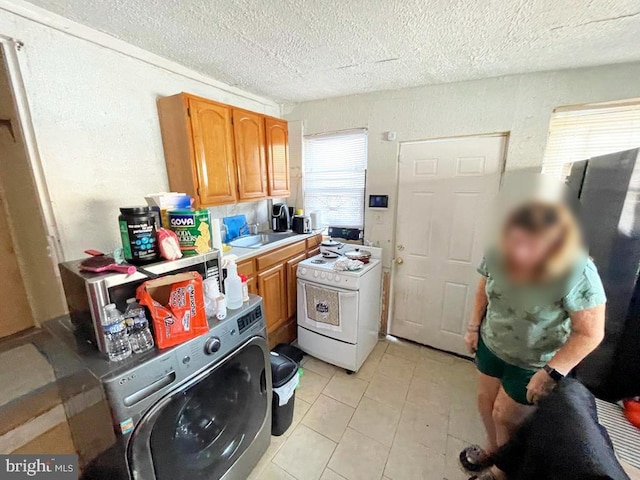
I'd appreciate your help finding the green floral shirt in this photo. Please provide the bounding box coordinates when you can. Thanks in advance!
[478,252,606,369]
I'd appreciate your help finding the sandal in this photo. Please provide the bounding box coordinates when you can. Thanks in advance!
[459,445,494,472]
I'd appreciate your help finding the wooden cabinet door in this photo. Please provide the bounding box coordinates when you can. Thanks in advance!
[233,109,267,200]
[246,276,258,295]
[188,98,237,205]
[265,117,290,197]
[285,253,306,319]
[257,263,287,332]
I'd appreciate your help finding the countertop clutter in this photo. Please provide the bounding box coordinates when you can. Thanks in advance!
[61,184,323,365]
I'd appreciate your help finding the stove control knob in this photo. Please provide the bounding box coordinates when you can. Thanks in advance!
[321,272,327,279]
[204,336,221,355]
[327,273,334,280]
[313,271,319,278]
[335,275,341,282]
[300,268,307,276]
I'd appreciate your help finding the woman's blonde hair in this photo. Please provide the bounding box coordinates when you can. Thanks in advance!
[501,201,583,280]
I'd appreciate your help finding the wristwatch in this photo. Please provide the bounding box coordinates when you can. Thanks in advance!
[543,364,564,382]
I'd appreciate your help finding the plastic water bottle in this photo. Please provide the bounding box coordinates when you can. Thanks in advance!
[124,298,154,354]
[224,261,244,310]
[103,303,132,362]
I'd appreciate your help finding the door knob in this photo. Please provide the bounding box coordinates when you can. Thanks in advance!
[395,257,404,265]
[396,244,405,251]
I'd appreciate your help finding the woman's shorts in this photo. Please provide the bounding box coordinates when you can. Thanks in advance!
[475,336,537,405]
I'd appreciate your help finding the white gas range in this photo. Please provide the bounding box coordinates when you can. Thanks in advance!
[296,245,382,373]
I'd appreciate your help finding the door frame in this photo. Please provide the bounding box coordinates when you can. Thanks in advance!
[386,132,509,338]
[0,38,67,325]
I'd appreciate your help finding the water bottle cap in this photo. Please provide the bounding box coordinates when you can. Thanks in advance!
[105,303,116,310]
[126,298,137,304]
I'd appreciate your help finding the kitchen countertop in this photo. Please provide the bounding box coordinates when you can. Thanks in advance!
[222,231,323,262]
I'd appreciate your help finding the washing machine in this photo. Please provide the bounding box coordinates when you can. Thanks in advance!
[45,295,271,480]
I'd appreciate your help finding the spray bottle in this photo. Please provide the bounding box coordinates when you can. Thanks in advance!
[224,259,243,310]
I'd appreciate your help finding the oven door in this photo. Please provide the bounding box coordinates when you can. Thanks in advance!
[297,278,359,344]
[127,335,270,480]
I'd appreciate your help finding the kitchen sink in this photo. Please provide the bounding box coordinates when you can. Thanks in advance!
[228,231,298,249]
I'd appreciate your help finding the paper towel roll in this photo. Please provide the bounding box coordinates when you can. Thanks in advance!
[211,218,223,252]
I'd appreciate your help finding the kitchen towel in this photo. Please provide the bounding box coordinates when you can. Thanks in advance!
[210,217,223,251]
[304,283,341,330]
[223,215,247,242]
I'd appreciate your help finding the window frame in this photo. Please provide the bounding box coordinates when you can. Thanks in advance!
[302,128,368,230]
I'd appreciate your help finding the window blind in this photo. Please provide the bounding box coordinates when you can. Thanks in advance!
[303,129,368,228]
[542,101,640,179]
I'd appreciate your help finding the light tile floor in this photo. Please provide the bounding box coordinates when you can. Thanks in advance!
[249,338,479,480]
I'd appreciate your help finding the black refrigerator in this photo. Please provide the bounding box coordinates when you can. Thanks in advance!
[566,148,640,400]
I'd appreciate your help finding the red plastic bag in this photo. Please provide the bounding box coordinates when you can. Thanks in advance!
[136,272,208,349]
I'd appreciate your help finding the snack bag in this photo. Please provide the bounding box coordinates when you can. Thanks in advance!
[136,272,209,349]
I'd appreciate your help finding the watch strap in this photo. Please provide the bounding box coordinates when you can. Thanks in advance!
[543,364,564,382]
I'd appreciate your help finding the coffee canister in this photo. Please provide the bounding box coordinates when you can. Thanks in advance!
[118,206,160,265]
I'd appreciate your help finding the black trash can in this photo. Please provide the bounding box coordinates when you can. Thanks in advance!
[270,352,299,436]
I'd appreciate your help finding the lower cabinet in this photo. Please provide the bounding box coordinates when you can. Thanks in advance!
[257,263,287,333]
[286,253,306,319]
[234,234,321,348]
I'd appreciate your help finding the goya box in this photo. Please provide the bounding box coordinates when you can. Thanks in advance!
[168,209,212,256]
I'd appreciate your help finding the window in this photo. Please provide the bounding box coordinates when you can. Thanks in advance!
[303,129,368,228]
[542,100,640,179]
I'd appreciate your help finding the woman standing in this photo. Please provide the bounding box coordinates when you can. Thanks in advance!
[460,202,606,480]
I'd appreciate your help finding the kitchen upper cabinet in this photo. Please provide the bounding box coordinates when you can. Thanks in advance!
[157,93,236,207]
[257,263,287,332]
[286,253,306,319]
[158,92,290,207]
[265,117,290,197]
[188,98,237,205]
[233,109,268,201]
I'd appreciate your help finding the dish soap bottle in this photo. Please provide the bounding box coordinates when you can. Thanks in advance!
[224,260,243,310]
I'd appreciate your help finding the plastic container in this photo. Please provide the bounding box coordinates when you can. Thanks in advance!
[239,274,249,302]
[204,276,227,320]
[118,206,160,265]
[124,298,154,353]
[224,261,243,310]
[102,304,132,362]
[270,352,299,436]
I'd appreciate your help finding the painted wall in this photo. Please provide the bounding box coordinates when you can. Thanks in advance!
[284,62,640,267]
[0,7,280,262]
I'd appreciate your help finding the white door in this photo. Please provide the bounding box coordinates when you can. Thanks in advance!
[390,134,506,356]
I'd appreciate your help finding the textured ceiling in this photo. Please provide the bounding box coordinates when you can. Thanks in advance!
[25,0,640,102]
